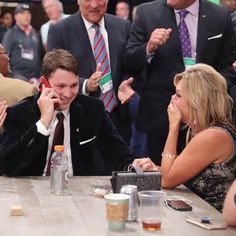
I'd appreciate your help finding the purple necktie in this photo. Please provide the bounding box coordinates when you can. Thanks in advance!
[93,24,118,113]
[178,10,191,58]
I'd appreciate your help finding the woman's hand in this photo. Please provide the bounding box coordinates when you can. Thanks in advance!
[132,157,160,171]
[167,100,182,128]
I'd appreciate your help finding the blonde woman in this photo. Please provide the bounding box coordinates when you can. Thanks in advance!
[134,63,236,211]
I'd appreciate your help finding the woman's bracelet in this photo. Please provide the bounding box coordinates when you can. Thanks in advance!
[161,152,177,159]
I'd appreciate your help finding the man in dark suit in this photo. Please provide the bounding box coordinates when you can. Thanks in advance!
[0,49,134,176]
[123,0,236,164]
[47,0,132,145]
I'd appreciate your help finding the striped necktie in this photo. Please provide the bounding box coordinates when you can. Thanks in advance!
[93,24,118,113]
[178,10,191,58]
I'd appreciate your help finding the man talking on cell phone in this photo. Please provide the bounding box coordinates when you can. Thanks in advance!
[0,49,135,176]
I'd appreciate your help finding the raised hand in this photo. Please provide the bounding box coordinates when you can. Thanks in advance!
[147,28,172,53]
[118,77,135,104]
[86,63,102,93]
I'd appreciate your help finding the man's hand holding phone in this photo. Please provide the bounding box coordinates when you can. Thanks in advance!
[37,83,61,128]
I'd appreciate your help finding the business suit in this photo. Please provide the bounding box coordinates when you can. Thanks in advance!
[47,12,131,144]
[123,0,236,164]
[0,73,38,106]
[0,94,134,176]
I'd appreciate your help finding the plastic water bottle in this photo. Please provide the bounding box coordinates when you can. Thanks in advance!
[50,145,68,194]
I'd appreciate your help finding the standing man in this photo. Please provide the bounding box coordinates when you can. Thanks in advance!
[2,4,42,82]
[123,0,236,164]
[41,0,69,50]
[47,0,132,144]
[0,49,134,176]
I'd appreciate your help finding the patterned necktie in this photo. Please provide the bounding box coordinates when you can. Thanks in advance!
[46,113,64,176]
[178,10,191,58]
[93,24,118,113]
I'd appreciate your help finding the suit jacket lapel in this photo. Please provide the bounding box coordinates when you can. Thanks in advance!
[77,12,97,72]
[196,0,208,62]
[69,98,82,171]
[162,2,183,59]
[104,15,117,81]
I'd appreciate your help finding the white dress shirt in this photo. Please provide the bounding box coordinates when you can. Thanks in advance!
[174,0,199,58]
[36,109,73,176]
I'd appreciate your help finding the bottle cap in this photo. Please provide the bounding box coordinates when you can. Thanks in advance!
[54,145,64,152]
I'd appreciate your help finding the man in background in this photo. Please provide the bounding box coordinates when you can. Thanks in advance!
[115,1,130,20]
[123,0,236,164]
[41,0,69,50]
[2,4,42,82]
[0,12,13,42]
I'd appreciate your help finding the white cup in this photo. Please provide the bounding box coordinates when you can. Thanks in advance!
[104,193,130,231]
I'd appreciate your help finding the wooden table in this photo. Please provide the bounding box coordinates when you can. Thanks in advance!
[0,176,235,236]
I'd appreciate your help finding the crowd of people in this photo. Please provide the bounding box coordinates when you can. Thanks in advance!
[0,0,235,225]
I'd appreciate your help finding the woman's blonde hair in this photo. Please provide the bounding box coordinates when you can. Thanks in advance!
[174,63,233,130]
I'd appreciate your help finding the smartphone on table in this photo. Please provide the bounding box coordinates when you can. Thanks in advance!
[166,199,192,211]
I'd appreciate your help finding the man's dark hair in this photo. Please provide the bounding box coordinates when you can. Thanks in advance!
[41,49,79,78]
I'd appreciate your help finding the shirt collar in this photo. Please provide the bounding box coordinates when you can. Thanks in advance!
[55,108,69,121]
[17,23,33,35]
[174,0,199,17]
[81,15,105,31]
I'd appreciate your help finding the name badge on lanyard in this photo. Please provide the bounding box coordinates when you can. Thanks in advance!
[21,48,34,60]
[183,57,196,69]
[99,72,113,94]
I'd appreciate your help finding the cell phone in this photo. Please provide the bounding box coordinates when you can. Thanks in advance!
[166,199,192,211]
[39,78,58,109]
[39,78,52,92]
[186,217,227,230]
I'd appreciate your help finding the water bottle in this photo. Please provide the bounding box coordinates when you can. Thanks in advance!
[50,145,68,194]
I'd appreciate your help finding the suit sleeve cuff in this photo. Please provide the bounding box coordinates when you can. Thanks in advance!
[82,79,89,95]
[146,46,155,63]
[36,120,51,136]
